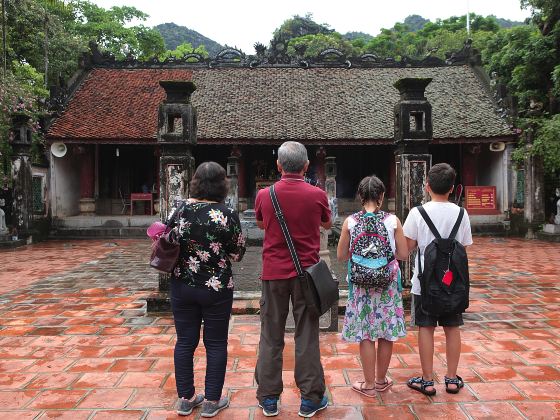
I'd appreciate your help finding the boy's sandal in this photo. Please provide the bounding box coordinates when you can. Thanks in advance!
[444,375,464,394]
[375,378,393,392]
[351,381,377,398]
[407,376,436,396]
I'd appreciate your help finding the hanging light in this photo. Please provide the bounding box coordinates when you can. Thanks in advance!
[116,147,120,157]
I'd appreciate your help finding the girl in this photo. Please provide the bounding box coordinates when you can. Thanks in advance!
[337,175,408,397]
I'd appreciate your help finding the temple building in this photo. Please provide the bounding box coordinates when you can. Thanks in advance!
[45,45,516,233]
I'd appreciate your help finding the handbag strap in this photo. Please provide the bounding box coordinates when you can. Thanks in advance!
[269,184,304,277]
[166,201,187,228]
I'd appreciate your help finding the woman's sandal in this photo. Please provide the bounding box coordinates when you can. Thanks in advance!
[351,381,377,398]
[407,376,436,396]
[444,375,464,394]
[375,378,393,392]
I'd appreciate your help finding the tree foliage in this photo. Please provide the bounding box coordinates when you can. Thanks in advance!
[70,1,165,60]
[159,42,208,61]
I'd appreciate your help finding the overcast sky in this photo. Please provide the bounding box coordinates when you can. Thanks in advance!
[91,0,531,53]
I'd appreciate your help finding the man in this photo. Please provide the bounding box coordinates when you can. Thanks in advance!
[254,141,332,418]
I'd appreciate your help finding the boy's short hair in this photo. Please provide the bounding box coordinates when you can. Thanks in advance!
[428,163,456,195]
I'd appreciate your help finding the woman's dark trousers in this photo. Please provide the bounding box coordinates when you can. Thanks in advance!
[171,280,233,401]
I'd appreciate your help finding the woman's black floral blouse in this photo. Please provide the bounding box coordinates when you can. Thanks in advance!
[170,201,246,291]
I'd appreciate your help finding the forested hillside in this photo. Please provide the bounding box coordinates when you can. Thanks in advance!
[155,23,224,56]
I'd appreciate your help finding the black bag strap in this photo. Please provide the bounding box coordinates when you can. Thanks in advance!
[416,206,465,277]
[416,206,442,239]
[269,185,304,277]
[417,248,422,277]
[449,208,465,241]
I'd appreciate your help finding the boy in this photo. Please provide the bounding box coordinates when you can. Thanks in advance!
[403,163,472,395]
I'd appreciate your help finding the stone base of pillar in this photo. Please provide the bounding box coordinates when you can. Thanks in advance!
[238,198,249,212]
[79,198,96,214]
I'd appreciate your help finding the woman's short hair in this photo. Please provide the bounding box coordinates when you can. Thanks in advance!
[189,161,228,202]
[357,175,386,206]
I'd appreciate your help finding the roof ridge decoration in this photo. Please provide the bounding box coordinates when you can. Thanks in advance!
[80,39,479,70]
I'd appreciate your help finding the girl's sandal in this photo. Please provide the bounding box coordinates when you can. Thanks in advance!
[407,376,436,396]
[444,375,464,394]
[375,378,393,392]
[351,381,377,398]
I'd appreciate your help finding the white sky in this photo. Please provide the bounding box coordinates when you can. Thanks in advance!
[90,0,531,53]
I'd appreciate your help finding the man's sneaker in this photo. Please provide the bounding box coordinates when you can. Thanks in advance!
[200,397,230,418]
[258,396,279,417]
[298,396,328,418]
[176,394,204,416]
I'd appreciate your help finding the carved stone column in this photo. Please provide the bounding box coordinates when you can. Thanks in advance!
[232,146,248,211]
[524,144,545,238]
[226,153,239,211]
[149,81,197,307]
[9,113,34,238]
[393,78,433,286]
[315,146,326,190]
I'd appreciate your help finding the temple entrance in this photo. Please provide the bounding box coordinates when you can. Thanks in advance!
[96,145,159,215]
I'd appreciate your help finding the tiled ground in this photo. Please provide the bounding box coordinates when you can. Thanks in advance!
[0,237,559,419]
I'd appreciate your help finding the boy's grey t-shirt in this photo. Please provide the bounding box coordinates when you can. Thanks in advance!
[403,201,473,295]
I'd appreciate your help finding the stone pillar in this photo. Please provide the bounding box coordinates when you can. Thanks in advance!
[393,78,433,286]
[9,113,34,238]
[226,153,239,211]
[524,147,545,238]
[315,147,326,190]
[233,146,248,211]
[319,155,336,268]
[325,156,338,221]
[77,145,96,214]
[156,81,197,296]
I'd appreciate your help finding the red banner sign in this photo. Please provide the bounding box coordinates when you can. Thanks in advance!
[465,186,497,212]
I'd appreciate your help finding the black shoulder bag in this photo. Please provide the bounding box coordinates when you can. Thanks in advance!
[269,184,339,316]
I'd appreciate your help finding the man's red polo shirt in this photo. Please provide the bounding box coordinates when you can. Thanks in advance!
[255,174,331,280]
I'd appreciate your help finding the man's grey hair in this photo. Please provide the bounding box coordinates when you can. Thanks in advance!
[277,141,308,173]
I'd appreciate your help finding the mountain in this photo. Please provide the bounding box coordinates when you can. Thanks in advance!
[155,23,224,56]
[343,31,374,42]
[403,15,430,32]
[493,16,525,28]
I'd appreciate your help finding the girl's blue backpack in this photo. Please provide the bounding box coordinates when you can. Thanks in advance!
[348,211,395,289]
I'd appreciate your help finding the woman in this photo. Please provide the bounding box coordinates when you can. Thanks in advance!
[337,175,408,397]
[169,161,246,417]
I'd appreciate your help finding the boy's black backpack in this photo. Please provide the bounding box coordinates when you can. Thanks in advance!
[416,206,470,316]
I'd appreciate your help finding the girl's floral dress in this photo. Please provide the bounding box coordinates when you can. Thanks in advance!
[341,212,406,342]
[170,201,246,292]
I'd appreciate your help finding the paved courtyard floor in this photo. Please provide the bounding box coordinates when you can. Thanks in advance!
[0,237,559,419]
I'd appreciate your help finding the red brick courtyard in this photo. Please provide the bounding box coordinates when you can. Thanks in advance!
[0,237,559,419]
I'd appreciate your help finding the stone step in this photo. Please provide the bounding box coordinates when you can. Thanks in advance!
[50,227,148,239]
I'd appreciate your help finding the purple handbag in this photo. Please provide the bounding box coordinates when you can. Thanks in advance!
[149,202,185,273]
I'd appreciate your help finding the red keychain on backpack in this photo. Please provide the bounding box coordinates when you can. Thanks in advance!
[442,270,453,286]
[442,253,453,286]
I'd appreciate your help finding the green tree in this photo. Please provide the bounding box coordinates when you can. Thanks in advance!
[70,0,165,60]
[287,33,356,58]
[159,42,208,61]
[270,14,332,57]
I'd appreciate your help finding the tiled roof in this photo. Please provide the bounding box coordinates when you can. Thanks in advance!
[47,66,513,143]
[47,69,193,141]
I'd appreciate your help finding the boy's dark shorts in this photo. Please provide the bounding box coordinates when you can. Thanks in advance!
[413,294,464,327]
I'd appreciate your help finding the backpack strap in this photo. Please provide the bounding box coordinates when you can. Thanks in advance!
[449,208,465,241]
[416,206,442,239]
